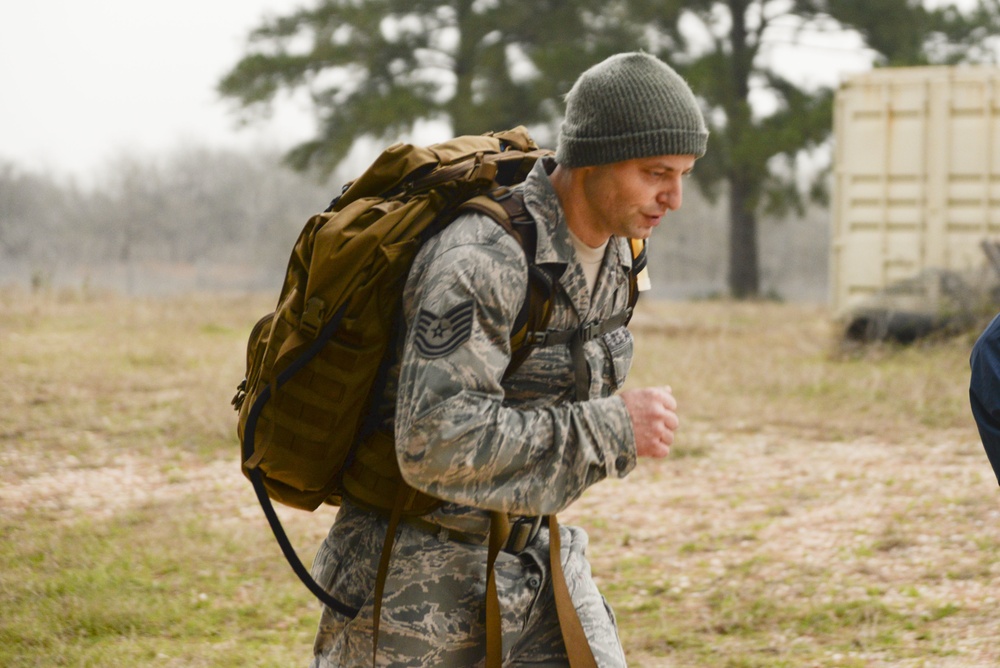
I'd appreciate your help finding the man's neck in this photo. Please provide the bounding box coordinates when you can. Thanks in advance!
[549,163,609,248]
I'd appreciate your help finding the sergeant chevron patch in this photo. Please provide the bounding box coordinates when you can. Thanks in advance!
[414,301,475,358]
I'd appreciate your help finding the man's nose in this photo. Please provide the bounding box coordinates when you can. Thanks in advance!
[658,179,683,211]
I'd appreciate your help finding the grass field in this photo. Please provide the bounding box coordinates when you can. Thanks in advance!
[1,289,997,667]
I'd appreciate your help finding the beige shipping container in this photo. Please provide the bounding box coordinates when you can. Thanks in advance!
[830,66,1000,317]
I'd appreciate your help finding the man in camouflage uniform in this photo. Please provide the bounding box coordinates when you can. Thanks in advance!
[311,52,708,666]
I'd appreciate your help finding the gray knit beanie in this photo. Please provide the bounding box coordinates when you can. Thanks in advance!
[555,52,708,167]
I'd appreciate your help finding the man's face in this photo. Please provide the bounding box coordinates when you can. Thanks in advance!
[578,154,696,241]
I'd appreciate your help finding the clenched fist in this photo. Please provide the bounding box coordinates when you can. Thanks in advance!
[620,386,678,458]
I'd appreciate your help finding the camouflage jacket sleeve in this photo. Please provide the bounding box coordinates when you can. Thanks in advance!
[393,211,637,517]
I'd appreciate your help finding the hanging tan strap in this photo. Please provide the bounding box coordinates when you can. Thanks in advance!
[371,487,408,667]
[548,515,599,668]
[485,511,511,668]
[371,509,597,667]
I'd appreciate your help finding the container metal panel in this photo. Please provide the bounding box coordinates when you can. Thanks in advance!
[831,66,1000,314]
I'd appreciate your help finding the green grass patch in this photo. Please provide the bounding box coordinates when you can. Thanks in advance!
[0,500,318,667]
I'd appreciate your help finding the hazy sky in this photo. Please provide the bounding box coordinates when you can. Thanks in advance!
[1,1,880,183]
[0,0,310,181]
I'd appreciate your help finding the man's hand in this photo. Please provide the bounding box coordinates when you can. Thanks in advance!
[620,386,678,458]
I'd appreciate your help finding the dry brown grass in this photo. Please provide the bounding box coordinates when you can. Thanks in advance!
[1,289,997,667]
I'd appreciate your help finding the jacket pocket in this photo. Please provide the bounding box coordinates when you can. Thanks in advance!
[601,327,634,393]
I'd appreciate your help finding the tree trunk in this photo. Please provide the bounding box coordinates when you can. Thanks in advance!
[448,0,480,136]
[728,175,759,298]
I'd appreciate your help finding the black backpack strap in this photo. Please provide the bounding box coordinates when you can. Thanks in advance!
[241,304,361,620]
[518,307,633,401]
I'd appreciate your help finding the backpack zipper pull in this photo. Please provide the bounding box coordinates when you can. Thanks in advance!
[231,379,247,411]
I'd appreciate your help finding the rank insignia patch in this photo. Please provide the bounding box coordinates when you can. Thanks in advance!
[414,301,475,358]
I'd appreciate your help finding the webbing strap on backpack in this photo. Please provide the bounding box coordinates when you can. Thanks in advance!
[371,486,410,666]
[485,511,512,668]
[485,514,601,668]
[549,515,600,667]
[458,187,559,380]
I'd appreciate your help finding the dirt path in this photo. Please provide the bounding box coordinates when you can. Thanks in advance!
[0,451,241,523]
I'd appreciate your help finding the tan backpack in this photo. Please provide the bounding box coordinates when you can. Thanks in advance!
[232,128,553,512]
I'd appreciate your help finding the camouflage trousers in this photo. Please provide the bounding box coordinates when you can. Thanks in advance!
[309,502,627,667]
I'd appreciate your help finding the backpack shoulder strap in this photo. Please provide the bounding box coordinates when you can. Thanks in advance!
[458,188,649,381]
[457,188,556,378]
[628,238,647,312]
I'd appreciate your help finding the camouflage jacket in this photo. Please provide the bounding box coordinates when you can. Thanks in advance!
[388,158,638,535]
